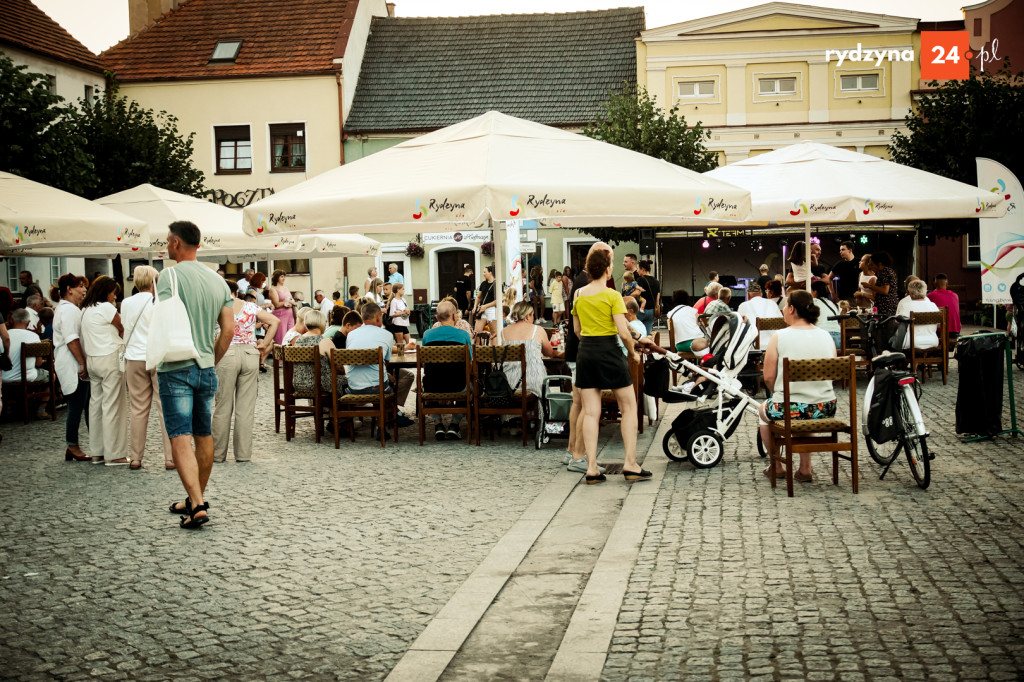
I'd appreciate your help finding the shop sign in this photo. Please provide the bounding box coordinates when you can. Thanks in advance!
[421,230,491,244]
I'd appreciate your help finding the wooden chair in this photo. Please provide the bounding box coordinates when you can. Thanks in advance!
[416,344,473,445]
[271,344,285,433]
[472,344,533,447]
[599,354,643,433]
[281,345,326,442]
[8,341,57,424]
[909,308,948,385]
[838,317,871,386]
[755,317,787,350]
[328,347,398,449]
[766,355,859,497]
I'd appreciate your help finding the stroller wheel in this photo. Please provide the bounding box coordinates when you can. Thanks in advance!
[663,431,686,462]
[687,430,724,469]
[756,431,767,458]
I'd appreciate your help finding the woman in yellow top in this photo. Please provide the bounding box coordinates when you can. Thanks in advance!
[571,248,650,484]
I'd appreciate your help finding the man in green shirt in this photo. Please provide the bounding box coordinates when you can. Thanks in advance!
[159,221,234,529]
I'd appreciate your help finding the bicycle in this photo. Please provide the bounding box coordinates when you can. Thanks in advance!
[829,311,932,489]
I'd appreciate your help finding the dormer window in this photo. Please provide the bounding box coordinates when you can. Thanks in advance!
[210,40,242,63]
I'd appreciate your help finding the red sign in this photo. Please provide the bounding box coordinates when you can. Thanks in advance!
[921,31,970,80]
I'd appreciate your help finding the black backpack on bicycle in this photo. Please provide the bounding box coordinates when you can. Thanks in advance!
[868,368,903,443]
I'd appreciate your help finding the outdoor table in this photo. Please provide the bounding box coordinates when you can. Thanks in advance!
[386,351,418,370]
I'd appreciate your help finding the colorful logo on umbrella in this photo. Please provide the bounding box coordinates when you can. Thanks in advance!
[693,197,706,216]
[976,197,989,213]
[863,199,875,215]
[510,195,524,217]
[256,214,268,233]
[991,179,1011,200]
[413,199,428,220]
[789,199,808,216]
[14,225,22,244]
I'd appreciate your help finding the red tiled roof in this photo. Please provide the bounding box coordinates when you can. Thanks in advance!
[0,0,105,73]
[102,0,358,82]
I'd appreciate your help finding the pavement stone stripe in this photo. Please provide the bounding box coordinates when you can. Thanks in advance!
[545,411,675,682]
[385,467,584,682]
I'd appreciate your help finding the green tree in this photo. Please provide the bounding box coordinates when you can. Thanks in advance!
[69,83,206,199]
[581,84,719,244]
[889,64,1024,237]
[0,52,93,195]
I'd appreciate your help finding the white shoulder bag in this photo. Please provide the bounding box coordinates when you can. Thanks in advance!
[146,268,200,371]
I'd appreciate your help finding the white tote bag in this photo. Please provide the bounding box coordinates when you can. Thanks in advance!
[146,268,200,371]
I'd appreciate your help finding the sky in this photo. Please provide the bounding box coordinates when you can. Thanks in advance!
[36,0,967,54]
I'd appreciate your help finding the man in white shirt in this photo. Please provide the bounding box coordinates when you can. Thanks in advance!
[24,294,45,332]
[388,263,404,285]
[236,269,254,294]
[667,300,703,353]
[2,309,51,418]
[344,302,415,430]
[902,280,940,350]
[314,290,333,316]
[737,283,784,348]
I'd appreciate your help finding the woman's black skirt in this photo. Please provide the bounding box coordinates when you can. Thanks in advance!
[575,335,632,390]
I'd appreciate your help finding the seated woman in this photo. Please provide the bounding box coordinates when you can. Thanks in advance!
[764,279,784,308]
[323,304,349,340]
[291,310,346,395]
[501,301,561,397]
[758,290,837,483]
[811,281,841,349]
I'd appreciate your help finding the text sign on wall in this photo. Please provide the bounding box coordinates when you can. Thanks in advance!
[421,230,491,244]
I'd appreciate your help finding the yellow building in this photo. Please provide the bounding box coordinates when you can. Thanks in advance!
[639,2,920,163]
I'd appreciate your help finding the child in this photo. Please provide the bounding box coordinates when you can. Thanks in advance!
[387,283,412,347]
[344,285,359,309]
[675,337,714,397]
[548,272,565,326]
[621,271,644,305]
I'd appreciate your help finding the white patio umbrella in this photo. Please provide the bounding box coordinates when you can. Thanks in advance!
[704,141,1008,290]
[242,110,751,237]
[0,171,149,254]
[209,233,381,263]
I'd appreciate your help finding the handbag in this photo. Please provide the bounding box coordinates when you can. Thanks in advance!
[145,268,200,371]
[0,349,11,372]
[119,296,152,373]
[482,346,520,407]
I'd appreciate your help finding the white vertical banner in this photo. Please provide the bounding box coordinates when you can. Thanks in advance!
[505,218,523,303]
[977,158,1023,304]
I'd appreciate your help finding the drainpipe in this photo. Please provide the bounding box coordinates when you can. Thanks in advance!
[337,67,347,288]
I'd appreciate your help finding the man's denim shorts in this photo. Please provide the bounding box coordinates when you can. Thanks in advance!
[158,366,218,439]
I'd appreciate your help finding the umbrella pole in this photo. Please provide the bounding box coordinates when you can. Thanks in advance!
[804,221,812,293]
[494,219,504,344]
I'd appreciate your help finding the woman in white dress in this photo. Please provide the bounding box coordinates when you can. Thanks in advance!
[501,301,560,397]
[52,274,91,461]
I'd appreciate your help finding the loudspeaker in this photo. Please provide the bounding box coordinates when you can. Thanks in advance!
[919,228,936,246]
[639,228,656,255]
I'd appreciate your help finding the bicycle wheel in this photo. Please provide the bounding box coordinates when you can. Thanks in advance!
[900,395,930,489]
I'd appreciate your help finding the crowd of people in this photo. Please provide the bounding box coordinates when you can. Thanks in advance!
[0,229,970,517]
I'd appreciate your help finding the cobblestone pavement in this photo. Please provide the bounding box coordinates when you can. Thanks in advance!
[0,375,569,681]
[602,362,1024,681]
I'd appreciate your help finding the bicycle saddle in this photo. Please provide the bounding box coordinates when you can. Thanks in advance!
[871,351,905,367]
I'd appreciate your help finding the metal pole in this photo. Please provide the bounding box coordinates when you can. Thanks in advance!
[804,221,812,293]
[493,218,504,344]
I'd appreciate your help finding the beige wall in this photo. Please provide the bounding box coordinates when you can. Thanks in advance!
[2,46,104,106]
[121,76,342,198]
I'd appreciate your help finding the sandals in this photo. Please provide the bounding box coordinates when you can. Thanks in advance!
[622,469,653,481]
[129,461,142,470]
[169,497,191,515]
[180,501,210,529]
[585,474,606,485]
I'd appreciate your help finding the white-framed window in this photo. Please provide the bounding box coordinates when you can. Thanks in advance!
[965,225,981,268]
[49,257,66,284]
[840,74,879,92]
[678,80,715,98]
[758,77,796,95]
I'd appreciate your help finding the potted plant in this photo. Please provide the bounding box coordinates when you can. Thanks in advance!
[481,240,494,257]
[405,241,425,259]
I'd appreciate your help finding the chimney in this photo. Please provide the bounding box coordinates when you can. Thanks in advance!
[129,0,186,36]
[386,2,395,17]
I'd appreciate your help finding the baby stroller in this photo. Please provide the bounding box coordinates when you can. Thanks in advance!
[535,375,574,449]
[646,313,762,468]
